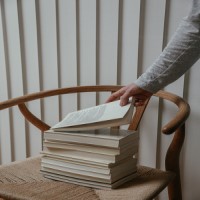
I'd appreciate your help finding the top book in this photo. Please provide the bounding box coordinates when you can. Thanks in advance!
[51,99,134,132]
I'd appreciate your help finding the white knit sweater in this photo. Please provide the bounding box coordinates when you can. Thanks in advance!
[135,0,200,93]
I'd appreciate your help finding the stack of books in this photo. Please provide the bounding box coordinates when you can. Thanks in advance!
[40,100,139,189]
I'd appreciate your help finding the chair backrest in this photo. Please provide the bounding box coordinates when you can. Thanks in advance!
[0,85,190,200]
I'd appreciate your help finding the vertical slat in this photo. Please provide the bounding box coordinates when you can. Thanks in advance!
[19,0,42,156]
[137,0,166,168]
[37,0,59,126]
[158,0,190,170]
[158,1,193,199]
[120,0,141,84]
[98,0,119,103]
[0,0,12,164]
[0,1,198,199]
[3,0,26,161]
[78,0,96,109]
[57,0,78,119]
[182,61,200,200]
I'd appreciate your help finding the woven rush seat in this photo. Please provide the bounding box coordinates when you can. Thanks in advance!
[0,157,175,200]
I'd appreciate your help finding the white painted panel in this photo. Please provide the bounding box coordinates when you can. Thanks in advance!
[3,0,26,161]
[0,1,12,164]
[157,1,191,199]
[0,0,199,199]
[120,0,140,84]
[57,0,77,119]
[20,0,42,156]
[98,0,119,103]
[159,0,190,171]
[37,0,59,126]
[79,0,96,109]
[182,61,200,200]
[137,0,166,168]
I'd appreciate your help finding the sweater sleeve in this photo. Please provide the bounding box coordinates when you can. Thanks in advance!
[134,0,200,93]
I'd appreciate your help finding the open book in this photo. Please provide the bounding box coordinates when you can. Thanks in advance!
[51,99,134,131]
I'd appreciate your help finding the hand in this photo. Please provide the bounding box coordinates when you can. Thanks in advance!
[106,83,153,106]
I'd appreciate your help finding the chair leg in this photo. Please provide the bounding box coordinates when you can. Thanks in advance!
[165,124,185,200]
[168,171,182,200]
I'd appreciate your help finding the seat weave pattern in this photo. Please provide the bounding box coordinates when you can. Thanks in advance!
[0,157,174,200]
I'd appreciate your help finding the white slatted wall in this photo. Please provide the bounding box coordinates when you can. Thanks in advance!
[0,0,199,199]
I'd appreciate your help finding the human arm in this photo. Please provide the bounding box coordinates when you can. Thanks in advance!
[107,0,200,106]
[135,0,200,93]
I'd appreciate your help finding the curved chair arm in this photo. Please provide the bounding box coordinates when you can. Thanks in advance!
[154,90,190,200]
[0,86,122,111]
[0,86,124,132]
[0,85,149,132]
[154,90,190,135]
[0,87,190,134]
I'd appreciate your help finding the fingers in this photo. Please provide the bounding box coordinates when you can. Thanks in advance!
[119,90,132,106]
[105,88,126,103]
[106,83,153,107]
[105,94,117,103]
[106,85,134,106]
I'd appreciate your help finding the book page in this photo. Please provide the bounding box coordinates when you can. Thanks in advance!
[52,100,133,129]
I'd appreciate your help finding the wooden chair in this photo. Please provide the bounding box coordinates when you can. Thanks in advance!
[0,85,190,200]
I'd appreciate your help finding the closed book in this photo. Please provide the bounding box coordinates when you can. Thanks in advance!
[41,156,137,175]
[41,154,135,167]
[42,144,138,163]
[41,162,137,184]
[42,171,138,189]
[43,139,139,156]
[44,128,138,148]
